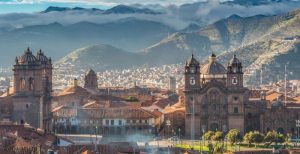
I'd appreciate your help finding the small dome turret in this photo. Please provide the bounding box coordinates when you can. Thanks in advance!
[228,54,241,66]
[227,54,243,74]
[186,54,199,66]
[18,47,38,65]
[36,49,49,64]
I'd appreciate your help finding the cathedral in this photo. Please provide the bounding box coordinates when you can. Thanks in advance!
[183,53,300,138]
[184,53,247,138]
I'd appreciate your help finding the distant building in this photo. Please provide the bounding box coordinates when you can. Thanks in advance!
[168,76,176,91]
[84,69,98,91]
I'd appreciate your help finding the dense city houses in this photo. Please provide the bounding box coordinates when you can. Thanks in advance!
[1,48,300,153]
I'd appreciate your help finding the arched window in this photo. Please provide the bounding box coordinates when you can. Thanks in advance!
[29,77,34,91]
[213,104,217,111]
[19,78,25,91]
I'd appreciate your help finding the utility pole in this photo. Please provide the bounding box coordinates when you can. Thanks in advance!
[260,67,263,85]
[296,119,300,146]
[285,64,287,106]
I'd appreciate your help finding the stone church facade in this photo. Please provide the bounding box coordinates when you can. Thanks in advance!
[184,54,248,138]
[184,54,300,138]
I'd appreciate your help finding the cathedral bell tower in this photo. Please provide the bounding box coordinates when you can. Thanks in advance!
[184,54,201,90]
[184,54,201,139]
[226,54,246,134]
[12,48,53,131]
[227,55,243,88]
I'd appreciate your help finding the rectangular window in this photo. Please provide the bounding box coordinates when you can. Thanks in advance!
[234,107,238,113]
[111,120,114,125]
[133,120,136,123]
[106,120,109,125]
[213,104,217,111]
[119,120,122,125]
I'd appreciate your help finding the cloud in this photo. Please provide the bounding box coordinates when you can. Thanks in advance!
[0,0,203,6]
[1,1,300,31]
[193,1,300,24]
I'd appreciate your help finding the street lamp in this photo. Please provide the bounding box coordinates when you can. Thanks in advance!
[94,126,98,152]
[166,119,171,138]
[178,128,181,146]
[296,119,300,146]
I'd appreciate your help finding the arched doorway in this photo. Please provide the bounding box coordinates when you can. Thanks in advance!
[210,123,219,131]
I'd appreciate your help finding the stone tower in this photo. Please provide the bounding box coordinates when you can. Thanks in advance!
[226,54,247,134]
[184,54,201,139]
[168,76,176,91]
[227,55,243,87]
[12,48,52,131]
[84,69,98,90]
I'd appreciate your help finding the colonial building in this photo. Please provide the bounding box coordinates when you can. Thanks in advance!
[184,54,248,138]
[52,100,161,135]
[0,48,53,131]
[183,54,300,138]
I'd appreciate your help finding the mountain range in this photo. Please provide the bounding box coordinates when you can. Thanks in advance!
[2,1,300,82]
[42,5,161,15]
[0,18,174,65]
[57,9,300,82]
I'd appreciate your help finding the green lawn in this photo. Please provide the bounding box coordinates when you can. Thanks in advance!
[175,144,209,151]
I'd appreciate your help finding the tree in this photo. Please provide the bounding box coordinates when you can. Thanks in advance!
[212,131,224,142]
[213,142,225,153]
[204,131,215,141]
[207,142,214,154]
[252,131,264,147]
[264,131,277,144]
[244,131,263,147]
[264,131,287,146]
[226,129,242,146]
[276,133,286,144]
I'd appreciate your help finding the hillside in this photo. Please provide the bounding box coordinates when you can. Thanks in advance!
[57,44,142,71]
[57,9,300,83]
[138,10,300,67]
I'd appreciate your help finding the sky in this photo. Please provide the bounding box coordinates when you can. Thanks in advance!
[0,0,205,13]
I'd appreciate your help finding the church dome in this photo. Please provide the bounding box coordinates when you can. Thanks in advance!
[201,54,226,75]
[18,48,38,65]
[186,54,199,66]
[36,49,49,64]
